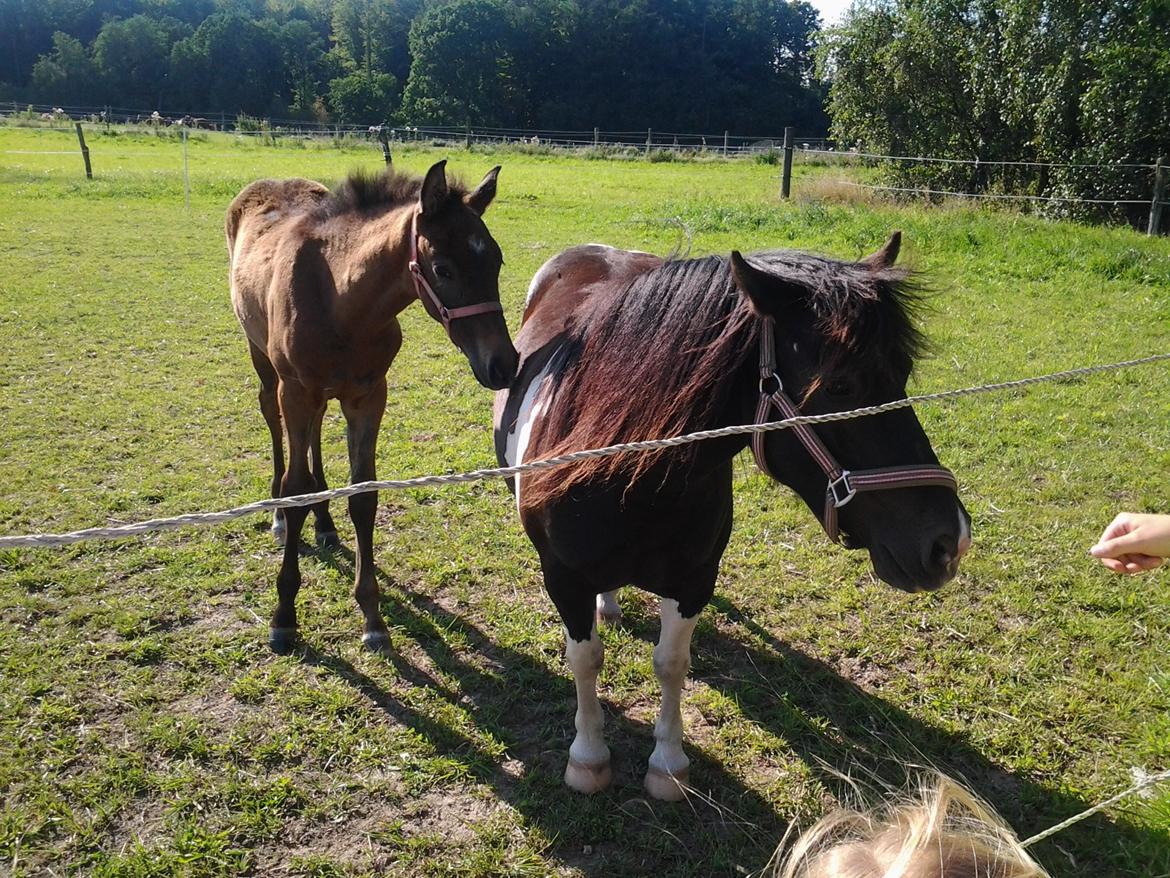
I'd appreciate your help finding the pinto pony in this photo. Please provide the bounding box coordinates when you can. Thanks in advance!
[229,161,518,654]
[494,237,971,800]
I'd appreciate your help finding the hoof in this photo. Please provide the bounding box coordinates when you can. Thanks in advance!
[362,631,392,654]
[644,765,689,801]
[271,523,287,547]
[316,530,341,549]
[268,627,298,655]
[564,757,612,794]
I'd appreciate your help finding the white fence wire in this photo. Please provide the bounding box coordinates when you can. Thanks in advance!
[2,351,1168,549]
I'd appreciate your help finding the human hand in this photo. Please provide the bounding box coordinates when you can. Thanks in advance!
[1089,513,1170,574]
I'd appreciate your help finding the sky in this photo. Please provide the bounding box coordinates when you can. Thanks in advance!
[808,0,853,25]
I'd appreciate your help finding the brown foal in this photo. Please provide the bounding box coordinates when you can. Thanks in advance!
[227,160,518,654]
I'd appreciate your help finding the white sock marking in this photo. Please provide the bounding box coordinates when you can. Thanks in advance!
[648,599,698,779]
[564,625,609,767]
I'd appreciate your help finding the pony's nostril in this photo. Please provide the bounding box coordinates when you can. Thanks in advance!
[928,537,956,573]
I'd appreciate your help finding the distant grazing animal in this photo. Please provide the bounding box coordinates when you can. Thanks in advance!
[494,236,971,800]
[228,161,518,654]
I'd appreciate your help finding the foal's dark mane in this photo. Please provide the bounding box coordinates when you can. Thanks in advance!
[522,251,925,508]
[313,167,470,219]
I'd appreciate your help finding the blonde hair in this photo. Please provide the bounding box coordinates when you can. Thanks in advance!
[776,776,1051,878]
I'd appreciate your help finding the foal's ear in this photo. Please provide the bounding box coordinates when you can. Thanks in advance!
[861,230,901,269]
[419,159,449,217]
[729,251,803,318]
[465,165,501,215]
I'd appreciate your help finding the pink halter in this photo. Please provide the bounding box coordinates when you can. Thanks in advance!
[751,316,958,544]
[408,211,503,333]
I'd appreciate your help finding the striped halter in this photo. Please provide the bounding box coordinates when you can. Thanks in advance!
[408,210,503,333]
[751,316,958,544]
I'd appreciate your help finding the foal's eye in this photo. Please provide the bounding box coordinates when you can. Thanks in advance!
[433,263,454,280]
[825,379,852,397]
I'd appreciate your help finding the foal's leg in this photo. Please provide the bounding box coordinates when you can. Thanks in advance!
[247,342,286,544]
[596,590,622,625]
[546,567,611,793]
[341,381,391,651]
[308,403,340,548]
[644,598,699,801]
[269,379,320,654]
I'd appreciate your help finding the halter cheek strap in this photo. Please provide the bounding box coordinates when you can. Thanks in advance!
[409,211,503,333]
[751,317,958,544]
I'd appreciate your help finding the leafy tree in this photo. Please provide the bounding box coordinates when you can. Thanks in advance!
[401,0,519,126]
[92,14,189,109]
[30,31,98,104]
[328,68,398,123]
[168,12,284,114]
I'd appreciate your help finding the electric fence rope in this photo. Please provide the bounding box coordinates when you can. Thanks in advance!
[2,352,1168,550]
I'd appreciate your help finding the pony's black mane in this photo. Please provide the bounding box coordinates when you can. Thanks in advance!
[313,167,469,219]
[522,249,926,506]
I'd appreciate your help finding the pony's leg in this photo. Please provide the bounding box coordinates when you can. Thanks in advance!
[644,598,699,801]
[341,381,391,652]
[248,342,286,545]
[269,379,319,654]
[546,569,611,793]
[308,403,340,548]
[596,590,622,625]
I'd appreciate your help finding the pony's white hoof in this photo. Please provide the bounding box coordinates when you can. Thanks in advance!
[564,757,612,794]
[271,522,287,546]
[362,631,392,654]
[644,765,688,801]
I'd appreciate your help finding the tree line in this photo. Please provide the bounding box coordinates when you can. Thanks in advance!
[818,0,1170,220]
[0,0,827,134]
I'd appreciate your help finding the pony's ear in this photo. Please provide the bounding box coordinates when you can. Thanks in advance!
[861,230,901,269]
[419,159,449,217]
[465,165,500,215]
[730,251,802,318]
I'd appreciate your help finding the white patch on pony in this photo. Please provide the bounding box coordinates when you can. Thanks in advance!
[645,598,698,800]
[563,624,610,792]
[505,354,557,513]
[264,209,281,222]
[469,235,487,255]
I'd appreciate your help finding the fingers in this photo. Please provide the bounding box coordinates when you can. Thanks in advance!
[1094,513,1134,546]
[1089,530,1145,559]
[1096,552,1163,574]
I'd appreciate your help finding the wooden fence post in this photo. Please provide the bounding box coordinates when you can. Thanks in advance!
[594,126,599,148]
[723,130,729,156]
[74,123,92,179]
[1149,157,1167,236]
[378,128,392,165]
[781,126,794,198]
[645,128,652,156]
[464,124,471,148]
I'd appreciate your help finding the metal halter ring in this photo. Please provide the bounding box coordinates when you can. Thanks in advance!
[827,471,857,508]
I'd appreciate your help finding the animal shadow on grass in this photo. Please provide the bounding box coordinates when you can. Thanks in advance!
[690,594,1170,877]
[306,552,1169,876]
[303,554,782,876]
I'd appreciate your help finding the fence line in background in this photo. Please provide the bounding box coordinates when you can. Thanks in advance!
[834,181,1150,206]
[801,147,1158,171]
[1,351,1168,549]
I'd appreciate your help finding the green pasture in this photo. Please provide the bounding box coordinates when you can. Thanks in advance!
[1,125,1169,877]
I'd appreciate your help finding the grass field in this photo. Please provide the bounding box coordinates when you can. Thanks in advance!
[1,124,1169,877]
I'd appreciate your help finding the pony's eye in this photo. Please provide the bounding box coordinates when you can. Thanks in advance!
[434,263,454,280]
[826,379,852,397]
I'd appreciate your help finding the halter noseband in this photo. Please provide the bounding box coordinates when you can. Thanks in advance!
[751,317,958,544]
[409,210,503,333]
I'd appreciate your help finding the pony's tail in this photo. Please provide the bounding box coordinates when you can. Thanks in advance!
[774,775,1050,878]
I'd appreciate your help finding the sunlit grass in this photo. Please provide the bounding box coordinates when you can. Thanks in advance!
[0,125,1168,877]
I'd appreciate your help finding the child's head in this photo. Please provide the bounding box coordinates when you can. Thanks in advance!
[777,776,1050,878]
